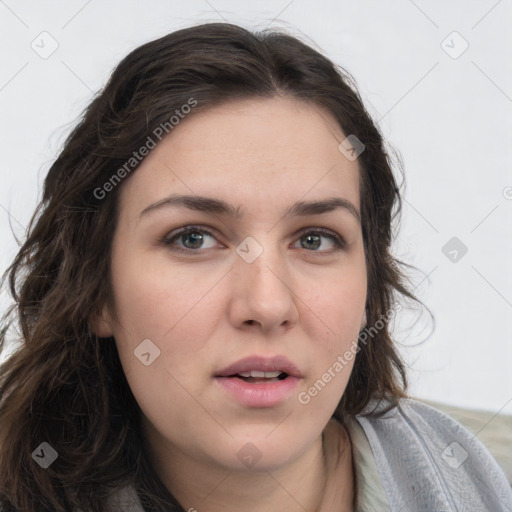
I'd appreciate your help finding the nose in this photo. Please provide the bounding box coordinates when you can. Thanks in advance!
[228,241,299,335]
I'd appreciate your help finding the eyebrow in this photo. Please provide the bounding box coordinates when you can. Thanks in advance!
[139,194,361,223]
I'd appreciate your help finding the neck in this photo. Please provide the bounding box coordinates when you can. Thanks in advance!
[143,418,354,512]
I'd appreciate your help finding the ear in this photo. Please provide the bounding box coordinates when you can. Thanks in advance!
[89,304,115,338]
[359,309,367,331]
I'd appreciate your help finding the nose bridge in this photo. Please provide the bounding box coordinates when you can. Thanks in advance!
[232,234,298,329]
[238,235,288,295]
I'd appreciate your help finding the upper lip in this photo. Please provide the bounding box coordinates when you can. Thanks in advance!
[215,355,303,378]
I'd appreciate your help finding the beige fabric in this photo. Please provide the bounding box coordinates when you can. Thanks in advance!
[346,416,391,512]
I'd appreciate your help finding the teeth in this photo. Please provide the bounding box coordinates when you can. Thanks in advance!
[238,370,283,378]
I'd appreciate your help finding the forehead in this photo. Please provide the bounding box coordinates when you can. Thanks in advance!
[118,96,361,218]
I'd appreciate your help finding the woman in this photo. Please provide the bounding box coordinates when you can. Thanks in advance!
[0,22,510,512]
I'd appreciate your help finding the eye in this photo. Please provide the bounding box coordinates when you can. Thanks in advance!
[162,226,346,254]
[292,228,346,252]
[162,226,220,252]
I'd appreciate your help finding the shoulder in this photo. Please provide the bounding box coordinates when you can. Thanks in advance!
[352,396,512,511]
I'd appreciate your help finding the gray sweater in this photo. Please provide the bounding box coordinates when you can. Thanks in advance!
[352,397,512,511]
[103,397,512,511]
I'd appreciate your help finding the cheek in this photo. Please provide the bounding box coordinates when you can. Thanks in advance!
[313,266,366,345]
[299,263,366,406]
[107,254,228,414]
[109,267,223,435]
[109,252,222,348]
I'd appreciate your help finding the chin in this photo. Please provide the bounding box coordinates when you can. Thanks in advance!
[204,426,316,473]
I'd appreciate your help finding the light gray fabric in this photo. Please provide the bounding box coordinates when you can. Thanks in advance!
[106,485,145,511]
[354,397,512,511]
[105,397,512,511]
[424,399,512,486]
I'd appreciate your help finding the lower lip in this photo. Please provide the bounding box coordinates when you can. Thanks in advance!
[214,376,301,407]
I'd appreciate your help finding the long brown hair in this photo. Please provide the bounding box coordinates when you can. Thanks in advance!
[0,22,421,512]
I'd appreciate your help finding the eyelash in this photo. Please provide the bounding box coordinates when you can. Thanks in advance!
[161,225,346,254]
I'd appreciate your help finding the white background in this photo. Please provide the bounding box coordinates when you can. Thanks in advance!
[1,0,511,414]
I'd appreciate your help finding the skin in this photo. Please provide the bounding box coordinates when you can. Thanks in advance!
[93,96,367,511]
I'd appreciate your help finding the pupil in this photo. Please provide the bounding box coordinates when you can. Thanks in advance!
[183,232,203,249]
[303,234,320,250]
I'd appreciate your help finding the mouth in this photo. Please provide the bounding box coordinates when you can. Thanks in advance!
[226,370,290,383]
[214,356,302,407]
[215,354,302,379]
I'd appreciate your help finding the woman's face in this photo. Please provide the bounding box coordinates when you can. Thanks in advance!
[96,97,367,473]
